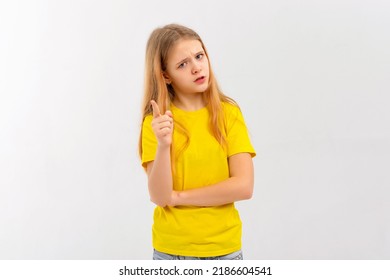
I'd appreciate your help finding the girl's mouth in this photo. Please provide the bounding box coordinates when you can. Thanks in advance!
[194,76,206,84]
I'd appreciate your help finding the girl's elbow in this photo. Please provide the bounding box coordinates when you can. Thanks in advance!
[149,191,172,207]
[150,197,168,207]
[234,174,254,200]
[148,183,172,207]
[243,189,253,200]
[242,181,254,200]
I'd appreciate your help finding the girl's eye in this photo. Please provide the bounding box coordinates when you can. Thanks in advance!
[196,54,204,60]
[178,62,187,69]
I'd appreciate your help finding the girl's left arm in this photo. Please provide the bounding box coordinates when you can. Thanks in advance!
[171,152,254,207]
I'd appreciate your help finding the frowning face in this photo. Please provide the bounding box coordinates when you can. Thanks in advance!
[163,39,210,97]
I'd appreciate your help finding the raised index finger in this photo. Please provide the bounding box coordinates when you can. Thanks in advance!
[150,100,161,118]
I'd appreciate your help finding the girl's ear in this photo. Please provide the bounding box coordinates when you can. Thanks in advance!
[162,72,172,85]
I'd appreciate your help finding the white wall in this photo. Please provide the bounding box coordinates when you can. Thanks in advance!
[1,0,389,259]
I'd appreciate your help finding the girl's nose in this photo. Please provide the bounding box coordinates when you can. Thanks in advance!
[192,64,201,74]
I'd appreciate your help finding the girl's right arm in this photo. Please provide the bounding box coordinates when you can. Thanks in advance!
[146,100,174,207]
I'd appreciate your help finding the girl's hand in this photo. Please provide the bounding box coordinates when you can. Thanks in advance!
[168,191,179,207]
[150,100,173,147]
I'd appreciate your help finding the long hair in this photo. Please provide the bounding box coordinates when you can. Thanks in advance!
[138,24,237,161]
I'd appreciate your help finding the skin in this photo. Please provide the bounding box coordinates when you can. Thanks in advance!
[147,39,254,207]
[163,39,209,111]
[146,100,173,206]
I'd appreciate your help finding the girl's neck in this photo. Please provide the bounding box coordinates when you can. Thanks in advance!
[173,94,206,111]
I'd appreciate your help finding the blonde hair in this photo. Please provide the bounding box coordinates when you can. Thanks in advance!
[139,23,237,160]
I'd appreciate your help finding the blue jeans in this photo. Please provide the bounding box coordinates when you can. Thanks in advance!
[153,249,243,260]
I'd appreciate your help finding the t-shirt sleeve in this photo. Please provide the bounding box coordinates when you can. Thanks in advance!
[224,103,256,158]
[141,115,158,169]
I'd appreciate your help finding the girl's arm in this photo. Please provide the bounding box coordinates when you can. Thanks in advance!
[147,100,174,207]
[146,146,172,207]
[171,152,254,207]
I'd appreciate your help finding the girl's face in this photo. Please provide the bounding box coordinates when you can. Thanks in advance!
[164,39,209,97]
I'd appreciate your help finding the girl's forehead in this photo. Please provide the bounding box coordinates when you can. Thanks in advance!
[168,39,204,59]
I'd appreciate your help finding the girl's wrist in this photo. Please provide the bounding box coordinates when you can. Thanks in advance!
[157,143,171,150]
[170,191,180,207]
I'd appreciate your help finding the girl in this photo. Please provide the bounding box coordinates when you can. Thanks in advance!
[139,24,256,260]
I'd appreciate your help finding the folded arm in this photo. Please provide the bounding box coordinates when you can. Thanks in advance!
[171,152,254,207]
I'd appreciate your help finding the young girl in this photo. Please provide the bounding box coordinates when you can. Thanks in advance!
[139,24,256,260]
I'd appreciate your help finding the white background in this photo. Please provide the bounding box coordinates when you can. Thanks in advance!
[1,0,389,259]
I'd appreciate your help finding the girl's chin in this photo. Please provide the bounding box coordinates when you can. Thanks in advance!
[195,83,209,92]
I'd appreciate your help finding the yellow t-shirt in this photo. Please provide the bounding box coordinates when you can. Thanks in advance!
[141,102,256,257]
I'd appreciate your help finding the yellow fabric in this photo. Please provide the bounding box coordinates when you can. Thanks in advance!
[141,102,256,257]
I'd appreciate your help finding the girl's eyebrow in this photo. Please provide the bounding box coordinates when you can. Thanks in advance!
[176,57,189,67]
[175,51,204,66]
